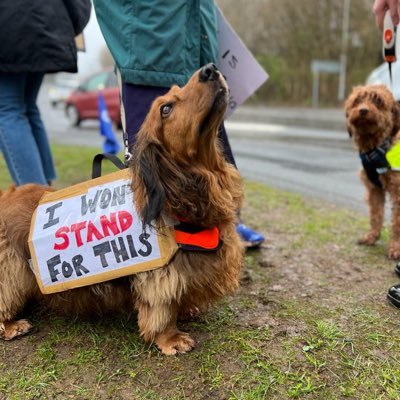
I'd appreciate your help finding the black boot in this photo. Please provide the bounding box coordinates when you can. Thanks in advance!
[387,283,400,308]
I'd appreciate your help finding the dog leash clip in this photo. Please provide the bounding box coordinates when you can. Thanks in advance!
[123,132,133,166]
[383,10,398,85]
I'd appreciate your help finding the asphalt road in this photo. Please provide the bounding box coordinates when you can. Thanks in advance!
[38,85,365,213]
[226,120,365,212]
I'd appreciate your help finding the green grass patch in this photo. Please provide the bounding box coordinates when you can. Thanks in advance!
[0,144,122,188]
[1,145,400,399]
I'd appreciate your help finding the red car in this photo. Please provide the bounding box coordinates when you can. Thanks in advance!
[65,70,121,127]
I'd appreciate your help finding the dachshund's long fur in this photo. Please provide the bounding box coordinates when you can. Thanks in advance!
[345,84,400,259]
[0,66,244,354]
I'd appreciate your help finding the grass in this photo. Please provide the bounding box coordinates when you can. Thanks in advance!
[0,144,121,188]
[1,145,400,399]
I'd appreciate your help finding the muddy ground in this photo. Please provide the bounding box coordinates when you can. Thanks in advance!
[1,182,400,400]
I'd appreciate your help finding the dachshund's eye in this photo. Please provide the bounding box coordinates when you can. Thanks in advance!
[160,103,173,118]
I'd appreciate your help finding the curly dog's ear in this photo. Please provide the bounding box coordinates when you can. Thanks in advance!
[344,92,355,138]
[347,127,353,138]
[345,113,353,138]
[392,101,400,136]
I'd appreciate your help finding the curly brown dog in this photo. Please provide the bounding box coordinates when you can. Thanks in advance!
[345,84,400,259]
[0,64,244,354]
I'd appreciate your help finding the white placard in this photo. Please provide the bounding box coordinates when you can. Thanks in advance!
[217,7,269,117]
[29,171,177,294]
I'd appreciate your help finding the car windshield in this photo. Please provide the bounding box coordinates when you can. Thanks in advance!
[84,72,109,91]
[107,72,117,87]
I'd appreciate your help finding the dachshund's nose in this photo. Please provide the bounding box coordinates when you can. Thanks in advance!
[199,63,219,82]
[359,107,369,116]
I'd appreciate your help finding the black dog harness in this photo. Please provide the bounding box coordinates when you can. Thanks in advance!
[359,138,391,188]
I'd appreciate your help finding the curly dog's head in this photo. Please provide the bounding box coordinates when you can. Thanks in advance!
[345,84,400,152]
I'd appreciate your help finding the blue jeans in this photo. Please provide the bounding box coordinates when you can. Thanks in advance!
[0,72,56,185]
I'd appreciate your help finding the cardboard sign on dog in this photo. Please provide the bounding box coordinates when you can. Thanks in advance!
[29,169,178,294]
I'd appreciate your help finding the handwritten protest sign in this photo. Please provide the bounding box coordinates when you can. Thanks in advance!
[29,169,177,294]
[217,7,269,117]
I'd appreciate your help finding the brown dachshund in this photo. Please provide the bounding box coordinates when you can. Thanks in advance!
[0,64,244,355]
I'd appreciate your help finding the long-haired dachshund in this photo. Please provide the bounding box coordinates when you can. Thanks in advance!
[345,84,400,258]
[0,64,244,354]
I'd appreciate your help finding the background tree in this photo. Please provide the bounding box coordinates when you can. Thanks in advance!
[217,0,381,105]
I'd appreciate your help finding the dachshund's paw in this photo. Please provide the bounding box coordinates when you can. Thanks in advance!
[357,233,379,246]
[156,331,195,355]
[178,306,206,321]
[0,319,32,340]
[388,243,400,259]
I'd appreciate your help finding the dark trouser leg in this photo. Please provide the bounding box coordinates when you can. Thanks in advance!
[218,123,237,168]
[121,83,169,147]
[121,83,238,167]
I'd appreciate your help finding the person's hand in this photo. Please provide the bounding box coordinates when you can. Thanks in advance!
[373,0,399,29]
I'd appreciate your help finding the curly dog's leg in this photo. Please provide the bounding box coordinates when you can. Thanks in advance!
[358,183,385,246]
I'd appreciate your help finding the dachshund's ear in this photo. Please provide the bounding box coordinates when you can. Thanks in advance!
[392,101,400,136]
[132,142,166,228]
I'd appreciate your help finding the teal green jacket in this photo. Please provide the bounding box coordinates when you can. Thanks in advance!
[93,0,218,87]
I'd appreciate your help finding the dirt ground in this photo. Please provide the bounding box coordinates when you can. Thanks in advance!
[1,182,400,399]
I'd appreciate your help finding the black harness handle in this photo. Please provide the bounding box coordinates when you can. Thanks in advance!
[91,153,126,179]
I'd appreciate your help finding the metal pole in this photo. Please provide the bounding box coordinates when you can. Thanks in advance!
[338,0,350,101]
[312,71,319,108]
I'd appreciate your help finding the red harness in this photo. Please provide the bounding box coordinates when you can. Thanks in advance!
[174,219,221,252]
